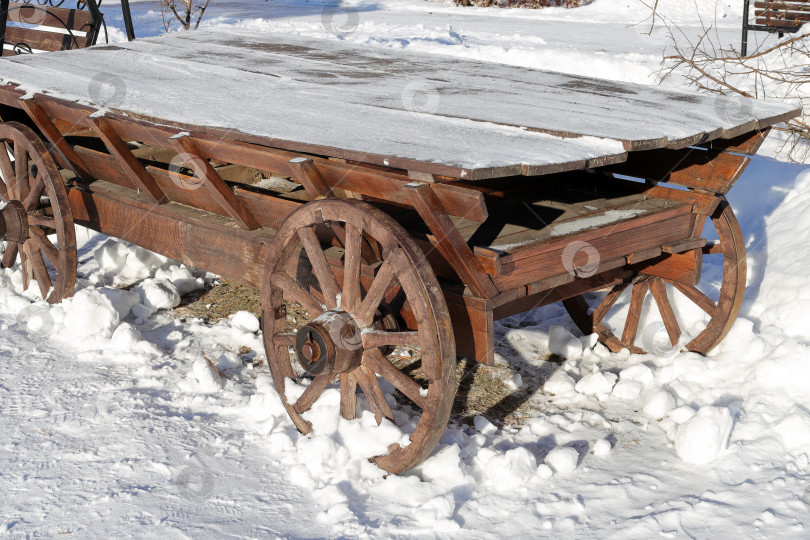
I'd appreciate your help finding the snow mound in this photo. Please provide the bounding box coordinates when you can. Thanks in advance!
[545,447,579,475]
[674,406,734,465]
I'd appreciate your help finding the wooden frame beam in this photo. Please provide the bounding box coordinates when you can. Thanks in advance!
[18,97,92,180]
[84,115,168,204]
[170,135,260,230]
[404,182,498,299]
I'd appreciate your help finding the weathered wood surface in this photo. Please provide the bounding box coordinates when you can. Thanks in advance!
[0,28,798,179]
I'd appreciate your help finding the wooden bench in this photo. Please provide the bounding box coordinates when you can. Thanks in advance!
[0,0,104,56]
[742,0,810,55]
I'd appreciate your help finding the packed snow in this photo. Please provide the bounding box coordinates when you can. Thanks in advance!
[1,0,810,538]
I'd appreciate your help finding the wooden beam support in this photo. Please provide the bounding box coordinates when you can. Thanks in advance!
[288,157,334,199]
[404,182,498,299]
[84,115,168,204]
[171,135,260,231]
[18,97,93,180]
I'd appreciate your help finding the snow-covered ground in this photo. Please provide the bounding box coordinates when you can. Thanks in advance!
[2,0,810,537]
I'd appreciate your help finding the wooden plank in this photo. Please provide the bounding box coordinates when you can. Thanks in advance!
[661,237,707,253]
[493,211,695,291]
[606,147,750,194]
[696,128,771,156]
[630,250,702,286]
[492,268,623,320]
[3,27,82,53]
[84,116,168,204]
[65,179,272,290]
[6,3,94,30]
[404,183,498,299]
[171,135,260,230]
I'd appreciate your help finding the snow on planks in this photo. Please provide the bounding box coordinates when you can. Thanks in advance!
[0,28,799,180]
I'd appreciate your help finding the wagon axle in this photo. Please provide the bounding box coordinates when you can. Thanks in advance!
[294,311,363,376]
[0,200,30,245]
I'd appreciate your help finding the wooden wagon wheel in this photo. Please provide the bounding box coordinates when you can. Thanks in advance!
[261,199,457,474]
[0,122,77,303]
[563,198,745,355]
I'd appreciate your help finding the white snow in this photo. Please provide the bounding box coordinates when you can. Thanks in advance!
[0,0,808,538]
[545,446,579,475]
[674,406,734,465]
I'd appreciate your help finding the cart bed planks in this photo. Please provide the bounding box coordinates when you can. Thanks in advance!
[0,28,799,474]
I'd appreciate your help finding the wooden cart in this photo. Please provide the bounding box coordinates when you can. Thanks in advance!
[0,29,799,473]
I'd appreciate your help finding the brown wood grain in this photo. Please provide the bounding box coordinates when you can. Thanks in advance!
[171,135,260,230]
[405,182,498,299]
[606,147,750,194]
[84,117,168,204]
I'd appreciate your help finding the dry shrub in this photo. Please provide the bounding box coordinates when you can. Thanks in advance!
[160,0,212,31]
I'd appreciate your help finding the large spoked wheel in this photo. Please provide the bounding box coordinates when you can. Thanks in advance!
[0,122,76,303]
[563,199,745,355]
[261,199,457,474]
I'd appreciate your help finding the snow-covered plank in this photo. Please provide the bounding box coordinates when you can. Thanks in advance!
[0,46,626,179]
[142,29,801,149]
[0,28,797,179]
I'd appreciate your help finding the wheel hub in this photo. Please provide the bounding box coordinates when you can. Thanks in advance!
[0,200,29,244]
[294,311,363,375]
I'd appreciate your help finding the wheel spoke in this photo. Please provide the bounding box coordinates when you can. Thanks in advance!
[271,272,324,316]
[342,223,363,313]
[0,144,13,196]
[363,348,427,410]
[621,280,649,345]
[340,372,358,420]
[649,278,681,345]
[703,241,723,255]
[29,228,59,267]
[20,243,32,292]
[28,248,53,299]
[13,144,29,201]
[592,282,629,324]
[672,281,716,316]
[272,332,296,346]
[292,373,334,414]
[27,214,55,228]
[354,364,395,424]
[22,174,46,212]
[298,226,341,309]
[354,248,404,328]
[362,330,420,349]
[2,241,18,268]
